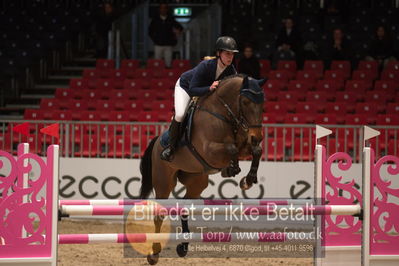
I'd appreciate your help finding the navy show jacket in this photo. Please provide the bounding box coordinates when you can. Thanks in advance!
[179,58,237,97]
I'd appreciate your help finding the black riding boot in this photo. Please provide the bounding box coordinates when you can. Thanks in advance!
[160,118,181,162]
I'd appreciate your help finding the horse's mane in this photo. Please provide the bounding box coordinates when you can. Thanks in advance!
[219,73,247,83]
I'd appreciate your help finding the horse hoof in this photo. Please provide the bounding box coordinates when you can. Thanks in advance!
[176,243,188,257]
[240,177,252,190]
[147,253,159,265]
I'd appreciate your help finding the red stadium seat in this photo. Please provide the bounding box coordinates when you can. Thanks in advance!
[82,69,99,79]
[95,100,116,111]
[55,88,74,99]
[357,60,378,75]
[345,80,370,93]
[112,69,127,80]
[374,80,397,93]
[133,68,153,79]
[24,109,43,120]
[123,100,143,112]
[306,91,327,102]
[109,111,129,121]
[296,70,320,82]
[269,70,294,81]
[155,90,170,100]
[152,100,173,112]
[96,59,115,69]
[295,102,319,113]
[386,103,399,115]
[137,90,157,101]
[172,59,190,70]
[95,79,116,90]
[77,111,100,121]
[259,60,271,77]
[345,114,369,125]
[66,100,88,111]
[74,135,100,157]
[331,61,351,79]
[376,115,399,125]
[262,113,278,124]
[266,138,285,161]
[164,69,181,81]
[278,91,302,102]
[292,138,312,161]
[97,69,113,79]
[381,69,399,82]
[315,114,338,124]
[158,111,174,122]
[287,80,314,92]
[324,70,346,81]
[365,91,390,103]
[40,98,60,110]
[121,59,140,70]
[315,79,343,91]
[80,89,104,100]
[352,70,377,82]
[51,110,72,121]
[386,139,399,156]
[150,78,174,90]
[335,91,358,104]
[303,60,324,78]
[277,60,297,73]
[147,59,165,69]
[106,135,133,158]
[355,103,379,115]
[385,61,399,71]
[138,111,159,122]
[285,113,308,124]
[70,78,89,90]
[265,102,288,114]
[123,79,145,90]
[325,103,349,122]
[265,80,287,91]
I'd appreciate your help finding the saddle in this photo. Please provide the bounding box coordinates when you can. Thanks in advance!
[160,98,220,173]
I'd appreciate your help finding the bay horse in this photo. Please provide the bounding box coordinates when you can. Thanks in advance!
[139,75,265,264]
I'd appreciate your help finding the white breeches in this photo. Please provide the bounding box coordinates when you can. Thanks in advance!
[174,78,191,122]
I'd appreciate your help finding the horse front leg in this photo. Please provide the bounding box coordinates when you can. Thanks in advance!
[240,144,262,190]
[221,143,241,177]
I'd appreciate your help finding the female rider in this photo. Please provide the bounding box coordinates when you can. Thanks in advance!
[161,36,239,161]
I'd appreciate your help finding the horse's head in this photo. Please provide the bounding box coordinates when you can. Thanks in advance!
[239,76,266,145]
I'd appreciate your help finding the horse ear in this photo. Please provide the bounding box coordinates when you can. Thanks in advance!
[242,76,249,89]
[257,78,267,87]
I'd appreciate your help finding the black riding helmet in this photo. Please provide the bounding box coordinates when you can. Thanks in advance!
[215,36,239,53]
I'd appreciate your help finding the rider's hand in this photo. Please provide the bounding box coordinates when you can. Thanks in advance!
[210,81,219,91]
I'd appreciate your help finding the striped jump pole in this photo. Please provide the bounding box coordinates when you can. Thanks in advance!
[58,199,313,207]
[58,232,315,245]
[60,204,361,217]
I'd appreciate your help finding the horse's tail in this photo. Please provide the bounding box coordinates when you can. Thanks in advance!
[139,136,159,199]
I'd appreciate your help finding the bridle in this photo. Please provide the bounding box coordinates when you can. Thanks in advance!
[198,89,262,136]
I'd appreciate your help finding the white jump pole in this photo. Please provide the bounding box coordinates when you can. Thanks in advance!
[60,204,361,217]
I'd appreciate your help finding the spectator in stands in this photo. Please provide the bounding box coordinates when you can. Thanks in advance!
[238,45,260,79]
[149,3,183,68]
[323,28,352,67]
[272,17,302,68]
[365,26,396,69]
[95,2,118,58]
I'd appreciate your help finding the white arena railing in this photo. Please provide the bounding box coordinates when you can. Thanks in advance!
[0,120,398,162]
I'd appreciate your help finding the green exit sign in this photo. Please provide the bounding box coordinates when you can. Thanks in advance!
[174,7,191,16]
